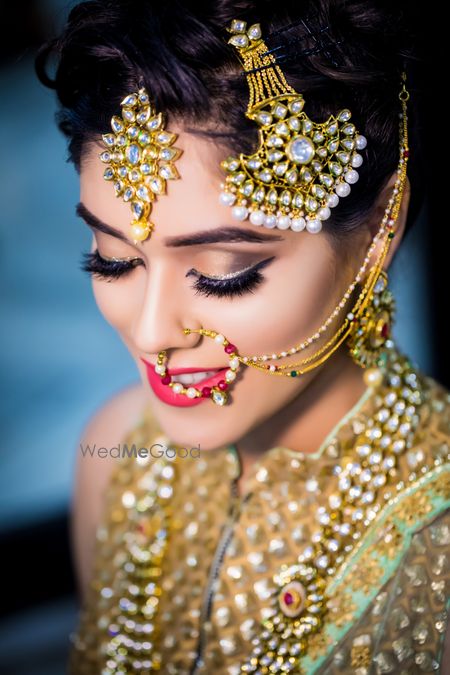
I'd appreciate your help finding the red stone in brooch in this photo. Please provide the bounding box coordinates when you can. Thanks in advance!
[278,580,306,618]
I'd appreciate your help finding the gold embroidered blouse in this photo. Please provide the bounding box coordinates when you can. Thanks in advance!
[68,348,450,674]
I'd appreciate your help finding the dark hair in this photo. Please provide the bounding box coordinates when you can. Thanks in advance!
[35,0,424,240]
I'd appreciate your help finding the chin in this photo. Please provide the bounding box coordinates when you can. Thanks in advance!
[152,404,247,453]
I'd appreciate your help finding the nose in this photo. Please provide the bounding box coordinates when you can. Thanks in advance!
[131,264,201,356]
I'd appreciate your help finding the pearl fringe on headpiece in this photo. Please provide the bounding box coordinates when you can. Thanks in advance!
[218,19,367,233]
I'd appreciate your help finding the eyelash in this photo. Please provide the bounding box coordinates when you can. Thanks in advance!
[80,250,274,298]
[80,250,143,282]
[186,257,275,298]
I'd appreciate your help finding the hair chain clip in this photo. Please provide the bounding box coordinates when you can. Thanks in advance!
[218,19,367,233]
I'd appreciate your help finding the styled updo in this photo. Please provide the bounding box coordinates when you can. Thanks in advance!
[35,0,423,239]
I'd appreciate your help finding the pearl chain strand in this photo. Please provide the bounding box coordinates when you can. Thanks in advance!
[240,123,407,367]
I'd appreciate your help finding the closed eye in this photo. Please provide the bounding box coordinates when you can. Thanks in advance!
[80,250,143,281]
[185,256,275,299]
[80,249,276,299]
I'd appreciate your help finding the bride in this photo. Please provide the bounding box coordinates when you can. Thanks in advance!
[36,0,449,672]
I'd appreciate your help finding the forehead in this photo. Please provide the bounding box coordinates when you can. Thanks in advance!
[80,129,223,233]
[80,129,238,240]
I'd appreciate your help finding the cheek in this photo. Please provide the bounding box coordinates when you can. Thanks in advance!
[92,277,139,331]
[208,247,339,357]
[258,269,335,350]
[176,247,340,431]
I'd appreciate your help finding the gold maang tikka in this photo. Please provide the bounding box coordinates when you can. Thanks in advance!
[100,87,182,243]
[218,19,367,233]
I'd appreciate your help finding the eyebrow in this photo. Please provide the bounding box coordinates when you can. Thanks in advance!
[75,201,284,247]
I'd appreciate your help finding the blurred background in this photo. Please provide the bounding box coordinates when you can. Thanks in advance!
[0,1,446,673]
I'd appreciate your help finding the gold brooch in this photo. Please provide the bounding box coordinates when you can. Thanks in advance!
[219,20,367,233]
[100,87,182,243]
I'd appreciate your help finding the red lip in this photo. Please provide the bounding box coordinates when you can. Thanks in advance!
[140,358,230,407]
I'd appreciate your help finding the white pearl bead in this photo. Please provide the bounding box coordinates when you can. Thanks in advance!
[231,205,248,221]
[249,210,265,226]
[172,383,183,394]
[327,193,339,208]
[225,369,236,382]
[290,217,306,232]
[317,206,331,221]
[363,367,383,388]
[335,182,351,197]
[306,218,322,233]
[229,357,239,369]
[131,223,150,244]
[344,169,359,185]
[214,334,225,344]
[276,215,291,229]
[155,364,166,375]
[219,191,236,206]
[351,153,363,168]
[264,214,277,228]
[355,135,367,150]
[186,387,197,398]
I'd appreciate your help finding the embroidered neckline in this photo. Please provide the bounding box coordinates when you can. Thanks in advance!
[225,374,374,480]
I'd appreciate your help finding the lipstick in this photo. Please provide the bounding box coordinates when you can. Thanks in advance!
[141,358,230,407]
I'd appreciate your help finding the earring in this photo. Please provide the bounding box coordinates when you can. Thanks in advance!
[346,270,395,373]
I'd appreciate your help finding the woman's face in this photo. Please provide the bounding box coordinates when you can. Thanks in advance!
[79,129,368,451]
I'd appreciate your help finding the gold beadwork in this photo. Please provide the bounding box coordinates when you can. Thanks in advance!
[240,347,425,671]
[100,87,182,243]
[219,20,367,232]
[103,457,177,672]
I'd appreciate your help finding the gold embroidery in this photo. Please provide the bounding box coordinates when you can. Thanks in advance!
[349,556,384,595]
[307,628,332,660]
[68,357,450,674]
[351,642,372,668]
[393,488,432,527]
[334,473,447,603]
[376,521,403,559]
[433,471,450,498]
[327,592,357,628]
